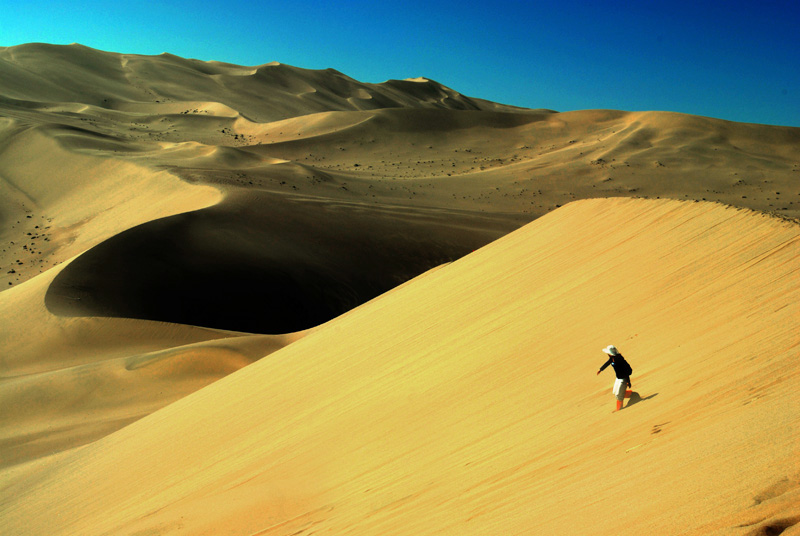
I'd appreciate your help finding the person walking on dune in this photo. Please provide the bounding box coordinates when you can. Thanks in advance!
[597,345,633,412]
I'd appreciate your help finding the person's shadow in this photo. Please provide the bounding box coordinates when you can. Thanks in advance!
[626,392,658,408]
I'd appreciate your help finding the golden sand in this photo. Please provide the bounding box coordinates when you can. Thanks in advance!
[1,44,799,535]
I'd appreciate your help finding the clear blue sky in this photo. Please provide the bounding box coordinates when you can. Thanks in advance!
[2,0,799,126]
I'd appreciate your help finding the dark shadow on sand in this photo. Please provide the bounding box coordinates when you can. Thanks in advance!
[45,191,522,334]
[625,392,658,408]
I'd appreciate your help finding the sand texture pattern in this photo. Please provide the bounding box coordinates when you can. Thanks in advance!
[2,198,800,535]
[1,44,799,534]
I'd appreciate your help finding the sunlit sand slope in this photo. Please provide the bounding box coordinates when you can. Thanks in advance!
[2,198,798,535]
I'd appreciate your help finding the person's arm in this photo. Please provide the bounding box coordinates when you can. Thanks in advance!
[597,358,612,375]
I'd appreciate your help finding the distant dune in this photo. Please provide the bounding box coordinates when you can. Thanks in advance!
[1,44,799,535]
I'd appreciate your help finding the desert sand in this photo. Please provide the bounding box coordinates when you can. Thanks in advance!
[1,43,799,535]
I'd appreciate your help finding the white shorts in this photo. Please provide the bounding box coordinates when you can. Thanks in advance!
[613,378,628,400]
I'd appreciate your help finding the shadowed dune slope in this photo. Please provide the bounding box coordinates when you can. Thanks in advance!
[45,190,518,333]
[2,198,798,535]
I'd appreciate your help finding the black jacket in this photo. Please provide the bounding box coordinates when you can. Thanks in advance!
[599,354,632,380]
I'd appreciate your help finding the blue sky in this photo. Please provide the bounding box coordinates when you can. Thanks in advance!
[2,0,799,126]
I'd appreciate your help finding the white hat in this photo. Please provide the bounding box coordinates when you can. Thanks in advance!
[602,345,619,356]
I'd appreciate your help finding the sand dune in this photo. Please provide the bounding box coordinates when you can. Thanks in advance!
[1,44,800,534]
[2,198,799,535]
[0,43,523,122]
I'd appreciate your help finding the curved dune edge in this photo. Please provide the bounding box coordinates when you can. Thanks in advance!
[0,122,312,468]
[0,122,225,288]
[2,197,798,535]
